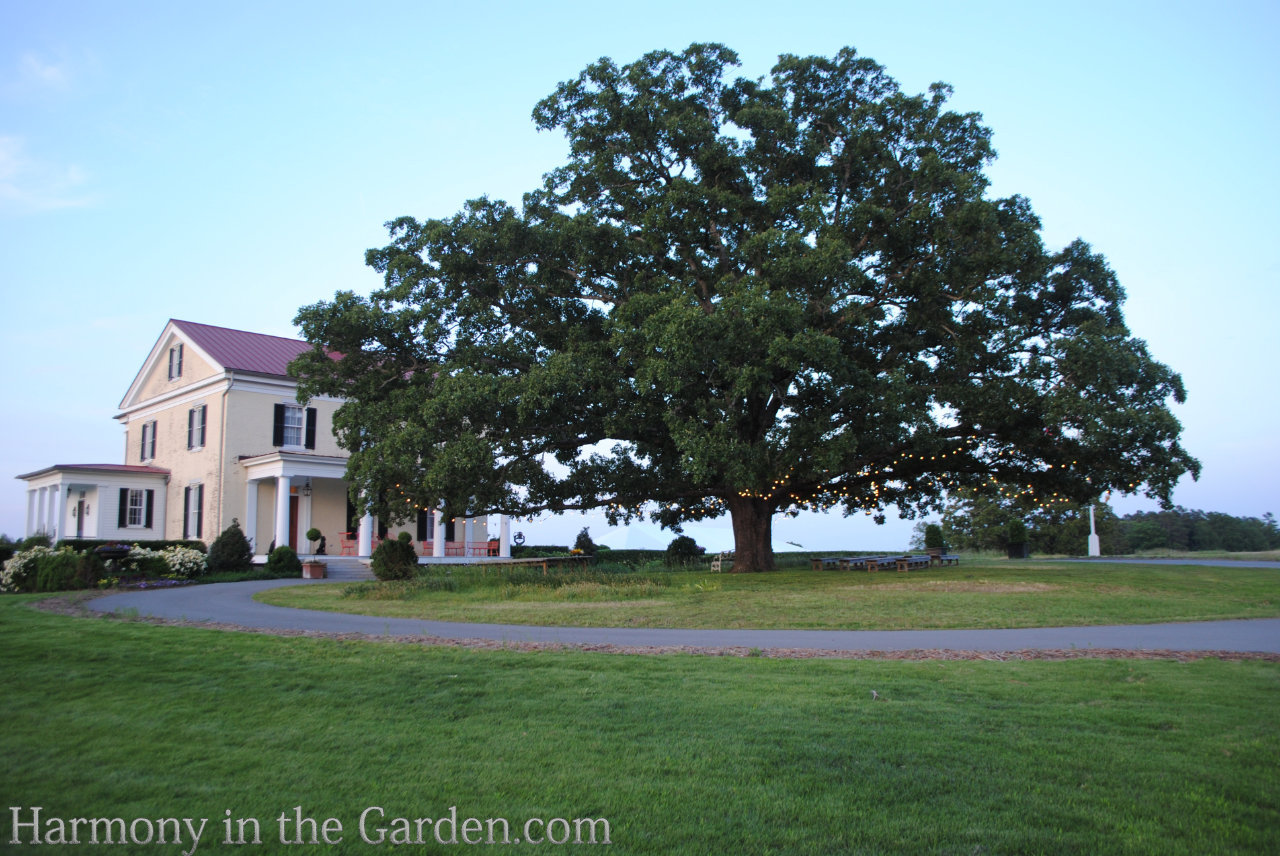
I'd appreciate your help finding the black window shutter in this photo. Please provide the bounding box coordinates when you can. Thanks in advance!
[377,518,388,539]
[272,404,286,447]
[183,487,191,538]
[139,424,146,460]
[304,407,317,450]
[417,510,429,542]
[187,409,194,449]
[118,488,128,528]
[195,485,204,538]
[198,405,207,447]
[144,490,154,529]
[176,344,183,377]
[149,422,157,458]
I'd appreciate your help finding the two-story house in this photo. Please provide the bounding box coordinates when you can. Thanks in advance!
[17,319,511,559]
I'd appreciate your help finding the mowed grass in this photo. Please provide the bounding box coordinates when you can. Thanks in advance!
[257,560,1280,629]
[1,596,1277,855]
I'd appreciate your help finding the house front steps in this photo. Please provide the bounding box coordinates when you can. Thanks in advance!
[300,556,373,581]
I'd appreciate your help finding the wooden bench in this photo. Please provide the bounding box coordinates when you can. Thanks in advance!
[895,555,933,573]
[810,557,846,571]
[863,556,902,572]
[936,553,961,566]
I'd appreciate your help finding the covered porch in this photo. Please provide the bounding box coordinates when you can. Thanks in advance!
[239,451,511,559]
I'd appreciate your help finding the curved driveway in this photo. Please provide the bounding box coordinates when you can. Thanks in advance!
[88,578,1280,653]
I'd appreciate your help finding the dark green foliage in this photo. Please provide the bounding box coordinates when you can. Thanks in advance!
[206,519,254,574]
[665,535,703,567]
[35,550,80,592]
[266,545,302,577]
[305,527,322,543]
[1006,519,1028,544]
[924,523,945,551]
[0,535,14,566]
[397,530,412,544]
[291,43,1198,573]
[20,533,52,550]
[57,538,207,554]
[512,545,571,557]
[371,538,418,580]
[574,527,596,555]
[936,495,1280,555]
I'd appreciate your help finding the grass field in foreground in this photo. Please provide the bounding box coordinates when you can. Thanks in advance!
[1,596,1277,855]
[256,560,1280,630]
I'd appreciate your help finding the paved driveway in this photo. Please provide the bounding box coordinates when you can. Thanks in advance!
[89,579,1280,653]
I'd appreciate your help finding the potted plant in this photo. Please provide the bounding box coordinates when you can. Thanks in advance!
[305,527,326,555]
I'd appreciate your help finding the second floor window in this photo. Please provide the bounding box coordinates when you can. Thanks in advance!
[187,404,207,450]
[140,420,157,461]
[273,403,317,450]
[283,404,304,446]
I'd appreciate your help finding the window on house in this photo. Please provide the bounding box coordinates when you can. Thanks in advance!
[273,403,317,449]
[117,488,154,529]
[140,420,157,461]
[127,489,145,527]
[168,344,184,380]
[183,484,204,539]
[187,405,207,450]
[283,405,304,446]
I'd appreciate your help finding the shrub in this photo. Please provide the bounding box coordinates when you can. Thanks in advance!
[35,548,82,592]
[266,545,303,577]
[207,519,254,574]
[665,535,703,567]
[0,535,16,567]
[160,545,207,578]
[574,527,596,556]
[121,547,169,578]
[372,538,418,581]
[924,523,945,551]
[21,533,52,551]
[3,546,53,592]
[58,538,206,554]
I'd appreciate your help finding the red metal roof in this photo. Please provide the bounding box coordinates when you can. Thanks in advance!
[171,319,316,378]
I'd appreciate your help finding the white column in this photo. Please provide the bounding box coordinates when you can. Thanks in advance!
[1088,505,1101,557]
[26,490,37,538]
[499,514,511,558]
[57,487,71,542]
[36,487,47,535]
[47,486,60,540]
[244,480,259,554]
[433,507,445,557]
[274,475,292,549]
[300,485,313,554]
[357,512,373,557]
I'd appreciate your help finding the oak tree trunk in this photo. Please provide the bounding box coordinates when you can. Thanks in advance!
[727,495,775,572]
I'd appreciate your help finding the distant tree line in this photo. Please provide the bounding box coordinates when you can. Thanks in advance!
[915,497,1279,556]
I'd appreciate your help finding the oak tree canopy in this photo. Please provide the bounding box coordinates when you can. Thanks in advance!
[291,44,1198,571]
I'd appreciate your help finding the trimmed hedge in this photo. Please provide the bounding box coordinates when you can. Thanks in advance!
[372,538,418,581]
[57,538,207,554]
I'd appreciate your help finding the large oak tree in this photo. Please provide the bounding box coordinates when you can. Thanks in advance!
[291,44,1198,571]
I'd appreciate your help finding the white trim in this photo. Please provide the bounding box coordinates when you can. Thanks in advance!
[119,321,224,412]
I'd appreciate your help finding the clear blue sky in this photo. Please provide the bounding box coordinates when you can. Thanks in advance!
[2,0,1277,550]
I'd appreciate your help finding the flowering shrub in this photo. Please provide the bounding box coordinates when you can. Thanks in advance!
[1,546,54,592]
[160,545,207,578]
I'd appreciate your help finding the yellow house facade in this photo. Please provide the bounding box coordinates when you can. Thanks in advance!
[18,320,511,559]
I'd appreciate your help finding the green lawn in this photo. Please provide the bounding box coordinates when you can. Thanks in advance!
[256,560,1280,630]
[1,595,1277,854]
